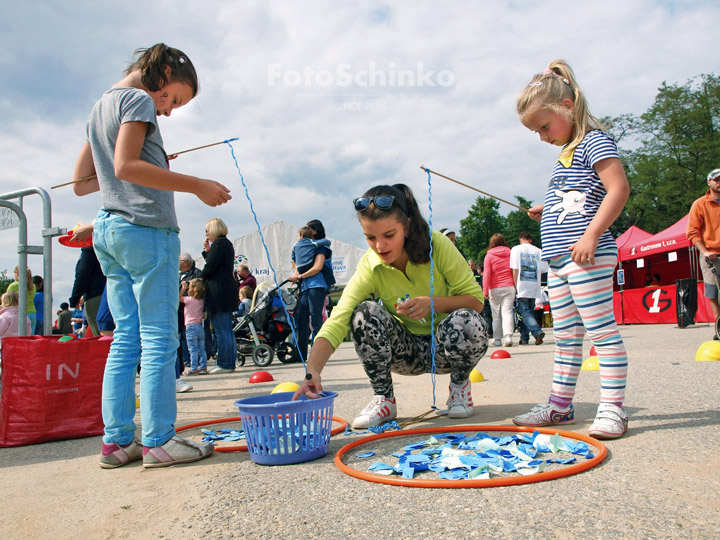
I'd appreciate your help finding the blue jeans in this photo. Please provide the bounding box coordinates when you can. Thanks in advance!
[186,323,208,370]
[295,287,326,363]
[209,311,236,369]
[93,211,180,447]
[517,297,543,342]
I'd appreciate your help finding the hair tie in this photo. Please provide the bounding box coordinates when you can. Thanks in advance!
[543,68,570,85]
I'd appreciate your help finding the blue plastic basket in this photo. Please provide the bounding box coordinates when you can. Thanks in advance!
[234,391,337,465]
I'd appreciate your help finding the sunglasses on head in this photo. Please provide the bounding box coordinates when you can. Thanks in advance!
[353,195,407,214]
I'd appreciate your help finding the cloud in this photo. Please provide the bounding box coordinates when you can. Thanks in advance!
[1,0,719,308]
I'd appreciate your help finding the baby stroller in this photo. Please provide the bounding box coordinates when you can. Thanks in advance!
[234,279,298,367]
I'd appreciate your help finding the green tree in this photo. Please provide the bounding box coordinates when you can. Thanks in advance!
[0,270,12,294]
[608,74,720,233]
[504,196,542,249]
[456,197,506,262]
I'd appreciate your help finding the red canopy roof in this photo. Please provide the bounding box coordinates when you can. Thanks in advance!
[619,215,691,261]
[615,225,652,250]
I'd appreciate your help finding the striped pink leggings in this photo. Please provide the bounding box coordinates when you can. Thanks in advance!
[547,251,627,407]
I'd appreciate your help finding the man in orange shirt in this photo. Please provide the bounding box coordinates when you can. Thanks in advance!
[687,168,720,331]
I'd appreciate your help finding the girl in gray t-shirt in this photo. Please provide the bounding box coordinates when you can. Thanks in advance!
[72,43,231,469]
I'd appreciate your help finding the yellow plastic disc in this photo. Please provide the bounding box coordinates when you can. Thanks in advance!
[581,356,599,371]
[695,341,720,362]
[469,369,485,383]
[271,381,301,394]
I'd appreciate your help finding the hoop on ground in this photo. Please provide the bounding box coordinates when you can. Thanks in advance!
[176,415,348,453]
[335,425,607,488]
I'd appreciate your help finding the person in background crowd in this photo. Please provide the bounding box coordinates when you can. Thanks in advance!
[440,228,457,245]
[69,246,106,337]
[55,302,73,335]
[236,265,256,293]
[687,167,720,339]
[483,233,516,347]
[71,298,85,337]
[7,266,36,330]
[0,291,32,347]
[509,231,548,345]
[201,218,239,374]
[32,275,44,335]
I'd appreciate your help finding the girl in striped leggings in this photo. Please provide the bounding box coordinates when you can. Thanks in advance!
[512,59,631,439]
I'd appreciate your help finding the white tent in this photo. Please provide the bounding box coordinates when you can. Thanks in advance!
[198,220,366,287]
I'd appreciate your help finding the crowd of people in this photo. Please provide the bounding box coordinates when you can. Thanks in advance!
[5,45,718,471]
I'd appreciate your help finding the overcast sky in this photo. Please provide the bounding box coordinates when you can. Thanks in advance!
[1,1,718,311]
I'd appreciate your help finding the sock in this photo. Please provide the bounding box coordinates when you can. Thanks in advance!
[549,395,572,409]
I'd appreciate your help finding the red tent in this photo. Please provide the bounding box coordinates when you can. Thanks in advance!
[613,214,713,324]
[615,225,652,252]
[619,215,690,262]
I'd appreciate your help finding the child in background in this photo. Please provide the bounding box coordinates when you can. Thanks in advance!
[512,59,631,440]
[71,298,85,337]
[292,226,318,274]
[237,285,253,317]
[7,266,36,330]
[73,43,230,468]
[0,291,33,349]
[180,278,208,375]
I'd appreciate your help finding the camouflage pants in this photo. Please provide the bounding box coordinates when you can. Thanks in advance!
[350,301,489,398]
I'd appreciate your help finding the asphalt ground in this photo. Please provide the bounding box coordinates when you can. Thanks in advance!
[1,322,719,539]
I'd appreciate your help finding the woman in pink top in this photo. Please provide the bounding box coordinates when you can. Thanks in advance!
[180,278,208,375]
[482,233,516,347]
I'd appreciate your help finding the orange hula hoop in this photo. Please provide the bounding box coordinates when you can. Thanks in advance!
[335,425,607,488]
[177,415,349,453]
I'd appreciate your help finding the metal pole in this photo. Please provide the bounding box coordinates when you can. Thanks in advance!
[0,187,64,336]
[0,200,28,336]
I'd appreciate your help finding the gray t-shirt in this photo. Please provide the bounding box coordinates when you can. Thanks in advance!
[87,87,178,229]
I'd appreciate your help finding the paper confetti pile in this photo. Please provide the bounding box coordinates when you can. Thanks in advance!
[357,431,594,480]
[204,424,328,454]
[201,428,246,443]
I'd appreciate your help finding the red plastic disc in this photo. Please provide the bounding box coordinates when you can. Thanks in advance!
[58,233,92,248]
[249,370,274,383]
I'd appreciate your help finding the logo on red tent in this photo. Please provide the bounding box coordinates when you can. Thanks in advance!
[642,288,671,314]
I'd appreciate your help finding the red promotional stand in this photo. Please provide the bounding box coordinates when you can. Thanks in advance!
[613,215,714,324]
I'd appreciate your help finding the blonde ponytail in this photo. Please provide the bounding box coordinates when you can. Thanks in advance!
[517,59,604,160]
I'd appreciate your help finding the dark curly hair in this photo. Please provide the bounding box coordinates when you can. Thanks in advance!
[355,184,430,265]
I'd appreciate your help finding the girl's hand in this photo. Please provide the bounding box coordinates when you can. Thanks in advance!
[527,204,543,222]
[195,179,232,207]
[70,222,93,243]
[293,371,323,400]
[396,296,431,321]
[569,233,599,265]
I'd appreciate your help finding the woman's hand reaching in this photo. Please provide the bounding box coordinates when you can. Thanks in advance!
[293,371,323,400]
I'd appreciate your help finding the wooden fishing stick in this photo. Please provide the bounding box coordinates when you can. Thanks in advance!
[398,408,448,428]
[420,167,527,212]
[51,138,239,189]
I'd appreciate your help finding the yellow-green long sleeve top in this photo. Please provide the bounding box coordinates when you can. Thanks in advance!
[316,231,485,349]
